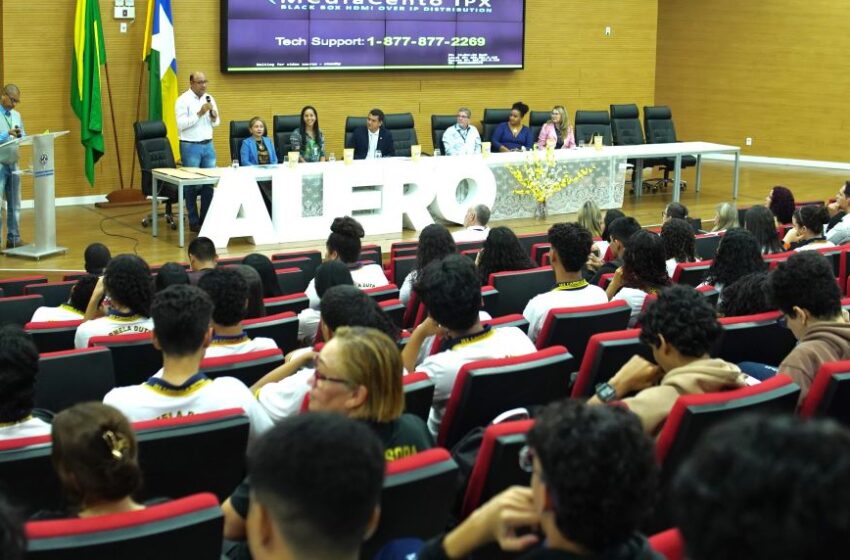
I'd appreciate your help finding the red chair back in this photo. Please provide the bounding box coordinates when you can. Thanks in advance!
[199,348,284,387]
[799,360,850,426]
[242,311,298,353]
[90,332,161,387]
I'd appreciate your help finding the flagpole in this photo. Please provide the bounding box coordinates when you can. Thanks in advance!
[129,57,146,191]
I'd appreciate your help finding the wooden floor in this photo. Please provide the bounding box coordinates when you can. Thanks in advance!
[1,161,847,281]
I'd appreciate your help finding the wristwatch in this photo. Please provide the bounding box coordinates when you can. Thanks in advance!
[595,382,618,403]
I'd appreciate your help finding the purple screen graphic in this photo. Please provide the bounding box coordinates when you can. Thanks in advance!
[223,0,525,72]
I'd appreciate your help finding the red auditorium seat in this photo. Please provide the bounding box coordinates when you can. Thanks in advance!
[379,298,405,328]
[391,255,416,285]
[799,360,850,426]
[671,260,712,286]
[714,311,798,366]
[571,329,654,398]
[0,434,59,516]
[534,300,632,365]
[0,274,47,296]
[402,372,436,423]
[362,283,400,302]
[263,292,309,316]
[242,311,299,353]
[488,266,555,316]
[23,281,76,307]
[648,528,685,560]
[481,313,529,334]
[36,347,115,413]
[274,267,305,295]
[0,294,45,326]
[90,332,162,387]
[25,319,84,353]
[199,348,284,387]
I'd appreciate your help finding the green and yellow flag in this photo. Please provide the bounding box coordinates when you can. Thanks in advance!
[143,0,179,157]
[71,0,107,186]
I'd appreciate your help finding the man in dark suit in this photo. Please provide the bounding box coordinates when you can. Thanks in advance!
[349,108,395,160]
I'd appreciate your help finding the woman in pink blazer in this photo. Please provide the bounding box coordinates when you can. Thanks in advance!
[537,105,576,149]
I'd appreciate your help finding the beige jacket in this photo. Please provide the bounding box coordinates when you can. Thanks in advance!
[621,358,747,435]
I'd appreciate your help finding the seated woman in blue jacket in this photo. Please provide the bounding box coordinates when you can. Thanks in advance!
[491,101,533,152]
[239,117,278,166]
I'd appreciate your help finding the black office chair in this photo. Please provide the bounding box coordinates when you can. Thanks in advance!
[344,116,368,150]
[529,110,550,143]
[481,108,511,142]
[643,105,695,191]
[430,114,456,154]
[229,120,257,163]
[610,103,655,192]
[574,110,613,145]
[383,113,418,157]
[273,114,300,162]
[134,120,178,230]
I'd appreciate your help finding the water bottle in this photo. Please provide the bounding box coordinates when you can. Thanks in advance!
[328,152,336,162]
[433,149,441,157]
[231,159,239,168]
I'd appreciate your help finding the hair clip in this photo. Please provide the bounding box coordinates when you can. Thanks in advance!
[102,430,128,460]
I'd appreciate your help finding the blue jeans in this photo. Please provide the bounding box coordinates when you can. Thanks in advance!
[179,141,216,226]
[0,163,21,243]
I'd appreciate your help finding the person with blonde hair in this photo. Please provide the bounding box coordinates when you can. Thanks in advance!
[711,202,739,232]
[577,200,603,238]
[536,105,575,149]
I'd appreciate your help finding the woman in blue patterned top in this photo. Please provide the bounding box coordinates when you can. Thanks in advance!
[289,105,326,162]
[491,101,533,152]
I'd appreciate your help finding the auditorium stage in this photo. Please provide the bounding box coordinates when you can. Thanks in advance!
[0,161,846,281]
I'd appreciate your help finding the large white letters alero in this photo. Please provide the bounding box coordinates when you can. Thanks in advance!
[272,165,338,243]
[199,168,277,249]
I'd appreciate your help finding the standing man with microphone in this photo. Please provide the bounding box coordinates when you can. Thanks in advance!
[176,71,219,233]
[0,84,24,249]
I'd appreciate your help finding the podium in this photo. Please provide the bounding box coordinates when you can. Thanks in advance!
[3,131,69,260]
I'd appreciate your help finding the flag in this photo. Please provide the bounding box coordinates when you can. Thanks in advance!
[143,0,179,158]
[71,0,107,186]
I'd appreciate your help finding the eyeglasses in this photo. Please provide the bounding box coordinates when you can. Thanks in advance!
[312,358,352,386]
[192,79,208,85]
[456,114,470,119]
[3,92,19,104]
[518,445,534,473]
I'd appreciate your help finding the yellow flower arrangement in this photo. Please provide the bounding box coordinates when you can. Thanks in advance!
[509,148,596,203]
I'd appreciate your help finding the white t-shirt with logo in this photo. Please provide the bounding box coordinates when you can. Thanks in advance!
[74,315,154,349]
[30,304,84,323]
[522,281,609,342]
[203,335,278,359]
[0,416,52,441]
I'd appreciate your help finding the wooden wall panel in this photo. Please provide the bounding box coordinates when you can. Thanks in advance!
[2,0,657,199]
[655,0,850,162]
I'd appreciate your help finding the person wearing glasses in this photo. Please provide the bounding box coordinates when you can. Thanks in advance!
[443,107,481,156]
[0,84,24,249]
[536,105,575,150]
[415,399,660,560]
[175,71,219,233]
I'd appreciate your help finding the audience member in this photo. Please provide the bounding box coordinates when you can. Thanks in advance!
[351,108,394,160]
[536,105,575,149]
[243,414,384,560]
[103,285,271,440]
[523,223,608,342]
[452,204,491,243]
[783,204,833,251]
[84,242,111,275]
[703,228,765,291]
[576,199,603,238]
[491,101,533,152]
[154,262,189,292]
[590,285,748,434]
[198,268,277,358]
[710,202,738,232]
[0,495,25,560]
[587,216,641,285]
[825,180,850,245]
[417,400,659,560]
[662,202,689,224]
[599,209,626,243]
[661,218,698,277]
[253,284,400,422]
[30,274,98,322]
[187,236,218,285]
[716,272,775,317]
[606,230,671,323]
[403,255,535,436]
[234,265,265,319]
[769,251,850,401]
[475,226,535,286]
[305,216,389,308]
[0,325,50,440]
[242,253,282,299]
[297,260,353,344]
[442,107,481,156]
[673,415,850,560]
[401,224,456,305]
[766,185,795,225]
[744,205,784,254]
[239,116,278,165]
[74,254,154,349]
[34,403,145,519]
[290,105,326,163]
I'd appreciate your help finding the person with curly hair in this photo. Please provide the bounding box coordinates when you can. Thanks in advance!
[661,218,698,277]
[415,400,659,560]
[30,274,99,322]
[305,216,389,308]
[606,230,671,324]
[673,415,850,560]
[0,325,50,440]
[491,101,533,152]
[242,253,282,299]
[400,224,456,305]
[523,223,607,342]
[711,202,739,232]
[74,254,154,349]
[769,251,850,402]
[766,185,795,225]
[590,285,748,434]
[717,272,775,317]
[403,255,535,436]
[744,205,784,254]
[783,204,834,251]
[476,226,535,286]
[703,228,766,292]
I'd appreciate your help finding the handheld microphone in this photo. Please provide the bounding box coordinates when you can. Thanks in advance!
[205,95,215,119]
[205,95,211,103]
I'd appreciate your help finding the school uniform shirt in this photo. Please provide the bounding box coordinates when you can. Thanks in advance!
[452,225,490,243]
[74,314,154,349]
[612,287,651,325]
[256,367,314,423]
[417,325,536,437]
[203,333,278,359]
[0,416,51,441]
[30,304,84,323]
[297,307,322,344]
[103,371,273,441]
[400,270,418,306]
[522,280,608,342]
[305,263,390,308]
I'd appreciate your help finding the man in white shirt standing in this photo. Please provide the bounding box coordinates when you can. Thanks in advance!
[452,204,491,243]
[0,84,25,248]
[175,71,219,232]
[442,107,481,156]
